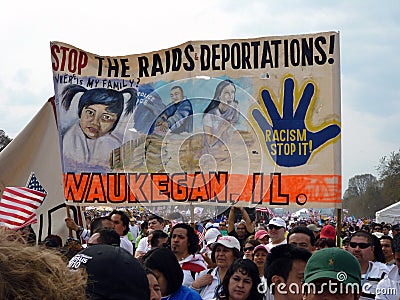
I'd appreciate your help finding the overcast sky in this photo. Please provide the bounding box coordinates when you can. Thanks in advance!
[0,0,399,193]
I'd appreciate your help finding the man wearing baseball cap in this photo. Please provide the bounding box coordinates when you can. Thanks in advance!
[303,247,362,300]
[266,217,287,251]
[68,244,150,299]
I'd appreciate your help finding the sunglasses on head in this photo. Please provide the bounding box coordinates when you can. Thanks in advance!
[268,224,283,230]
[349,242,371,249]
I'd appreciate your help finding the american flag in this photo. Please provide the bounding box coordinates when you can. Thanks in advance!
[195,223,206,246]
[0,173,47,229]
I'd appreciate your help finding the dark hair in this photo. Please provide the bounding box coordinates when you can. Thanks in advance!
[381,235,394,253]
[392,233,400,253]
[287,226,316,246]
[216,258,263,300]
[350,230,374,244]
[314,238,336,249]
[244,239,261,248]
[361,224,371,232]
[150,230,169,248]
[265,244,312,294]
[61,84,137,132]
[94,228,120,246]
[371,234,386,263]
[143,247,183,295]
[91,216,112,234]
[109,210,130,235]
[141,221,149,231]
[148,214,164,224]
[170,85,184,95]
[203,79,236,115]
[43,234,63,248]
[170,223,199,254]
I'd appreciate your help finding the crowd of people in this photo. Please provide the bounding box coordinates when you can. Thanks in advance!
[1,205,399,300]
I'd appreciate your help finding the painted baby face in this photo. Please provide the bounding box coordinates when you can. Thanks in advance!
[80,104,118,138]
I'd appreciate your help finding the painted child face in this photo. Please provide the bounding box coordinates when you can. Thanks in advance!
[79,104,118,139]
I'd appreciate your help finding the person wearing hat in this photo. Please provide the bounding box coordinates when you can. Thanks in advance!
[376,233,400,300]
[252,244,268,277]
[342,236,351,251]
[68,244,150,300]
[266,217,287,251]
[303,247,362,300]
[348,230,390,300]
[190,235,241,300]
[255,229,269,245]
[319,224,336,242]
[203,228,222,255]
[199,228,222,269]
[307,223,321,239]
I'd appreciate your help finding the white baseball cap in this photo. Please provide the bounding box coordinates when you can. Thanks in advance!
[204,228,222,246]
[268,217,286,229]
[213,236,240,252]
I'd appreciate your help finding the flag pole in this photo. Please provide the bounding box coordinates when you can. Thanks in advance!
[336,208,342,247]
[66,204,73,237]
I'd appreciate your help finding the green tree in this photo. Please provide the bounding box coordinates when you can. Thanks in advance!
[343,174,382,218]
[378,149,400,205]
[0,130,12,152]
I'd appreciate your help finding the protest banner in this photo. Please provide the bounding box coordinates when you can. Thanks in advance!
[51,31,341,220]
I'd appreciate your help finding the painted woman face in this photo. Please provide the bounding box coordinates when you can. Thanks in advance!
[228,270,253,300]
[79,104,118,139]
[218,84,236,112]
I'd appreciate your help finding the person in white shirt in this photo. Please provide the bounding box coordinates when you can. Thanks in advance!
[170,223,207,288]
[348,230,390,300]
[129,217,140,243]
[109,210,134,255]
[135,214,165,260]
[376,233,400,300]
[266,217,287,252]
[191,235,241,300]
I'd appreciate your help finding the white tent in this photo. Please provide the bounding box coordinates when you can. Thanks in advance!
[0,99,83,242]
[291,208,309,219]
[375,201,400,224]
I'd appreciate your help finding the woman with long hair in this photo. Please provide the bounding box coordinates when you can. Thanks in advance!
[202,79,239,160]
[143,247,202,300]
[216,258,263,300]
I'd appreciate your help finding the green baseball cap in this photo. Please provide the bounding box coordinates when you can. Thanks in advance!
[304,248,361,286]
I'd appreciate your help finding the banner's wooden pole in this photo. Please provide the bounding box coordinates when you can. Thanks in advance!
[66,204,73,237]
[336,208,342,247]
